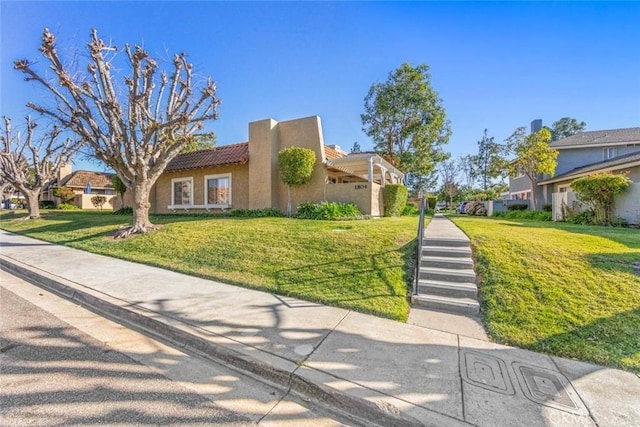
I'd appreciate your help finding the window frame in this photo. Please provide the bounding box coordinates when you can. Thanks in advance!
[603,147,619,160]
[204,173,232,208]
[171,177,194,207]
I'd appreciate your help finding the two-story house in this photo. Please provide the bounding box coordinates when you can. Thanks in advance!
[538,127,640,224]
[507,123,640,224]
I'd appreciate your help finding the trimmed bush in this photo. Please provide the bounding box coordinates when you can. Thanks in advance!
[295,201,362,220]
[229,208,285,218]
[493,210,552,221]
[39,200,56,209]
[57,203,79,210]
[113,207,133,215]
[383,184,408,217]
[507,203,529,211]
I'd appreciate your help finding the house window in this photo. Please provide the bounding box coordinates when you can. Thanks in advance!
[172,178,193,206]
[205,174,231,206]
[603,147,618,160]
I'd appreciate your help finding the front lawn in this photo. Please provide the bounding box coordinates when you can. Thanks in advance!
[0,211,419,321]
[451,215,640,373]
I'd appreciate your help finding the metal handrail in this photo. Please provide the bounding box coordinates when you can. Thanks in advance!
[413,193,425,296]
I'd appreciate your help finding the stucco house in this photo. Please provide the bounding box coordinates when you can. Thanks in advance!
[507,125,640,224]
[43,164,116,209]
[145,115,404,216]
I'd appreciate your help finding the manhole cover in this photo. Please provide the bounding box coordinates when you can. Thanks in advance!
[513,363,588,415]
[460,350,514,395]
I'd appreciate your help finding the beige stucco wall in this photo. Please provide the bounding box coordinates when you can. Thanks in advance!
[324,182,383,216]
[247,116,331,213]
[74,194,116,210]
[152,163,249,213]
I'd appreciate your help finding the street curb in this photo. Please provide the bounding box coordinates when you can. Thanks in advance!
[1,255,453,427]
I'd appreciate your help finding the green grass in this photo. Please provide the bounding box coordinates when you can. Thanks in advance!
[0,210,419,321]
[451,215,640,373]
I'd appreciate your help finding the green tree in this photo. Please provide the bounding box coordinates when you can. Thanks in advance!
[52,186,76,204]
[548,117,586,141]
[570,173,632,225]
[15,29,220,237]
[278,146,316,216]
[470,129,508,190]
[361,63,451,181]
[507,127,558,211]
[111,175,127,207]
[350,141,361,153]
[180,133,217,154]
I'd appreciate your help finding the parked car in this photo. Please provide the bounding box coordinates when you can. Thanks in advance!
[457,202,468,214]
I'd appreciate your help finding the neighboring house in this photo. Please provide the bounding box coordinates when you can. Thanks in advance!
[538,135,640,224]
[508,124,640,223]
[43,164,116,209]
[147,115,404,216]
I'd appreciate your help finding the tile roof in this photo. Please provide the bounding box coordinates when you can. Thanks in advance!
[538,150,640,184]
[61,171,115,188]
[165,142,249,172]
[550,127,640,148]
[324,145,346,160]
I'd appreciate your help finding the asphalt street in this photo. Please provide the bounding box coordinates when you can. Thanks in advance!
[0,270,351,426]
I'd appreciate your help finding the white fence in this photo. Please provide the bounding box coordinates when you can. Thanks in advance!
[551,184,640,225]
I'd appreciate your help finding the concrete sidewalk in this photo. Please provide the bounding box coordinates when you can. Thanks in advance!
[1,223,639,426]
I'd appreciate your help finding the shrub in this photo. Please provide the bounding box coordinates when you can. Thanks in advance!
[57,203,79,210]
[229,208,285,218]
[507,203,529,211]
[295,201,362,220]
[401,204,420,216]
[571,172,632,226]
[383,184,408,217]
[567,209,596,225]
[426,196,437,210]
[493,210,552,221]
[113,207,133,215]
[39,200,56,209]
[91,195,107,210]
[542,204,552,212]
[465,201,487,216]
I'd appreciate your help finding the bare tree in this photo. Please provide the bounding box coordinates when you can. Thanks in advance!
[14,29,220,236]
[0,116,79,218]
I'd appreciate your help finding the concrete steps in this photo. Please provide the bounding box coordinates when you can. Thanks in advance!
[412,231,480,315]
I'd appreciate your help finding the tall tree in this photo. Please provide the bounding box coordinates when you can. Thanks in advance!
[548,117,586,141]
[470,129,508,191]
[361,63,451,182]
[438,158,459,208]
[0,116,80,219]
[457,154,475,188]
[350,141,361,153]
[15,29,220,236]
[506,127,558,211]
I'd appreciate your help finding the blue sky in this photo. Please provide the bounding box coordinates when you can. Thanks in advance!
[1,1,639,172]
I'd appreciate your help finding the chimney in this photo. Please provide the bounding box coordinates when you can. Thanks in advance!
[58,163,72,185]
[531,119,542,134]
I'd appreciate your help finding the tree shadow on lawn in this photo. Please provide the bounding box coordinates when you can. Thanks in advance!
[273,240,417,304]
[532,307,640,374]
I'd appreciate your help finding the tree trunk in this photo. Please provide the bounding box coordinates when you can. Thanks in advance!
[114,180,153,238]
[529,176,537,211]
[23,190,41,219]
